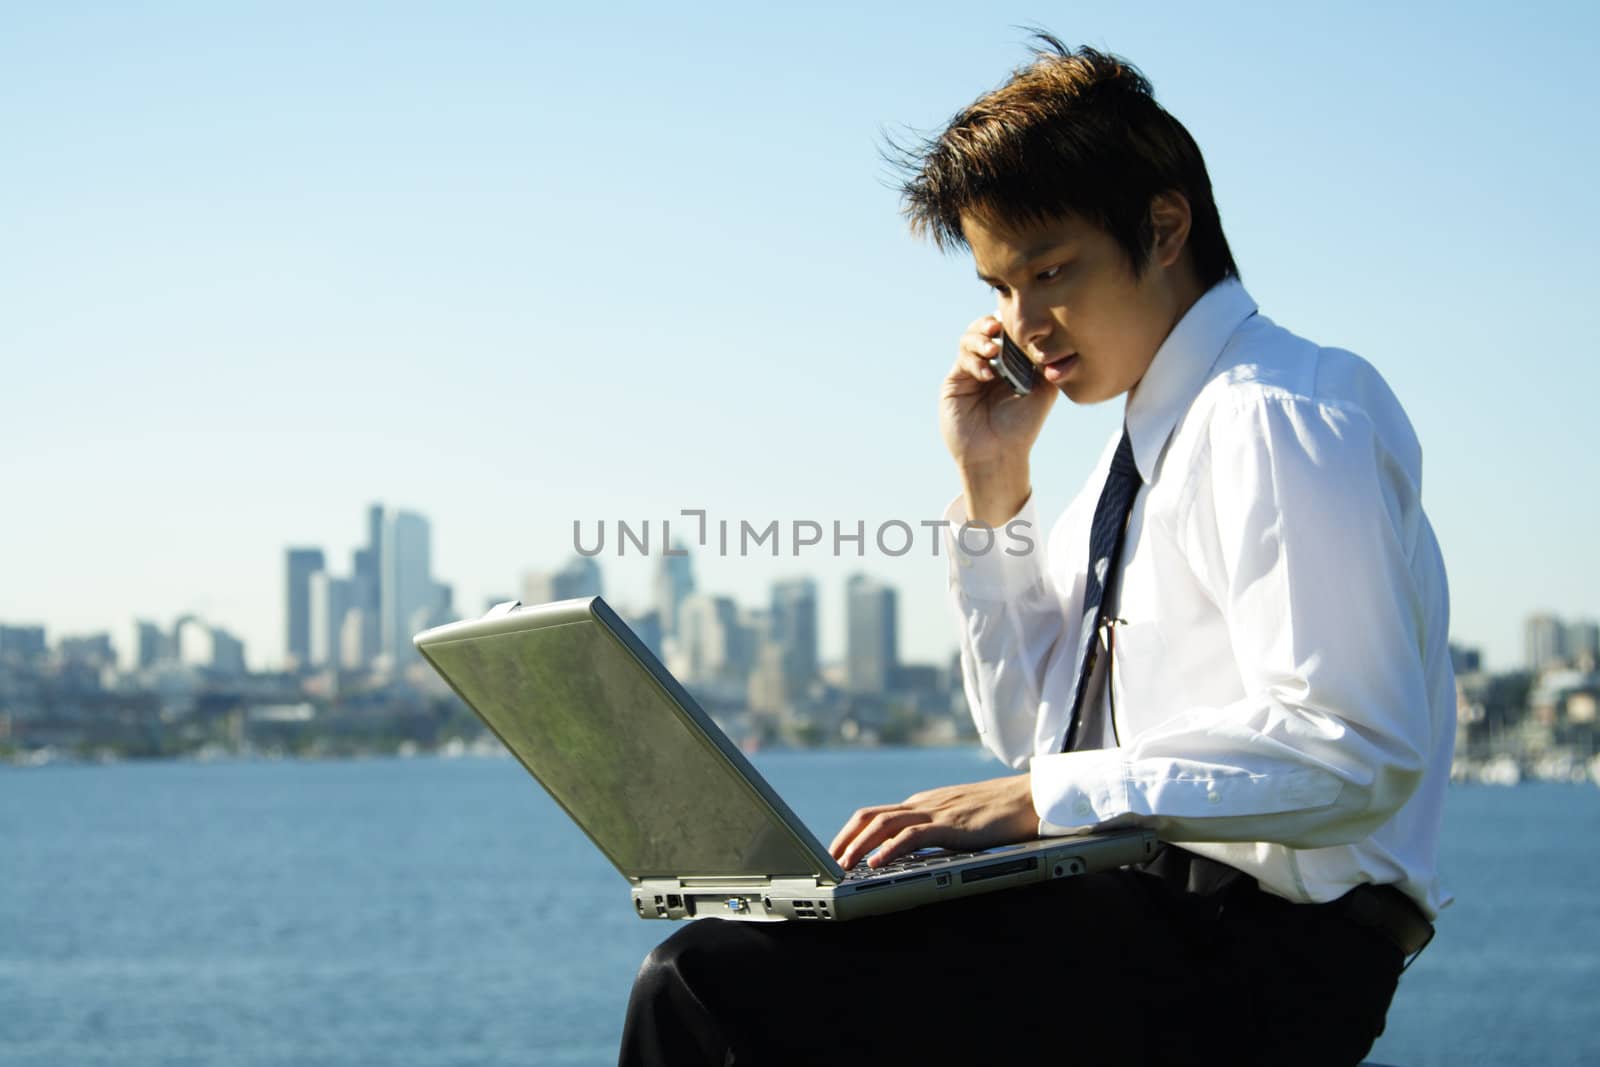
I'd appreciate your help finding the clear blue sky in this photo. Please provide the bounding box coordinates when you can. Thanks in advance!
[3,1,1596,672]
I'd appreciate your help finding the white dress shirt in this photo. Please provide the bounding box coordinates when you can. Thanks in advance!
[942,278,1455,918]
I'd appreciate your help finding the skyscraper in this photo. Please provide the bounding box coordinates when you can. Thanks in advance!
[1524,613,1566,672]
[676,594,744,685]
[284,547,325,670]
[522,555,603,606]
[770,578,819,699]
[846,574,898,694]
[349,503,384,667]
[308,571,353,669]
[655,548,695,640]
[128,619,170,670]
[381,509,434,666]
[1566,620,1600,670]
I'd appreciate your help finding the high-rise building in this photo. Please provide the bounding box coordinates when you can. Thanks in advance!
[210,627,247,676]
[284,547,326,670]
[59,633,116,669]
[349,503,384,668]
[655,548,695,639]
[676,594,744,685]
[627,608,664,661]
[1566,620,1600,671]
[846,574,898,695]
[770,578,819,700]
[0,625,47,664]
[553,557,601,600]
[128,619,170,670]
[308,572,354,669]
[1524,613,1566,672]
[381,510,434,666]
[522,556,603,605]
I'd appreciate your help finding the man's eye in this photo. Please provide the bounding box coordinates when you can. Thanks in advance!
[1037,265,1062,282]
[990,283,1011,297]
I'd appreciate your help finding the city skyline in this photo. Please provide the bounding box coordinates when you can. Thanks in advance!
[3,6,1597,674]
[10,493,1598,679]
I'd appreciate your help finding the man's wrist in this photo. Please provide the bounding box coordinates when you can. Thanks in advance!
[958,461,1031,527]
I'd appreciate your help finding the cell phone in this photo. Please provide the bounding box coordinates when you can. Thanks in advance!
[988,331,1037,395]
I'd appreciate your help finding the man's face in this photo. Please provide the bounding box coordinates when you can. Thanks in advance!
[962,209,1190,405]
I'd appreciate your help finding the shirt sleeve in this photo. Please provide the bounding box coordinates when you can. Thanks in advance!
[1031,393,1435,849]
[941,488,1090,767]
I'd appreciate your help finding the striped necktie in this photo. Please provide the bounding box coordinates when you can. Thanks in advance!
[1062,428,1141,752]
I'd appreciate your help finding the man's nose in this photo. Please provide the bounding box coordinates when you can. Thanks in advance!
[1012,297,1054,356]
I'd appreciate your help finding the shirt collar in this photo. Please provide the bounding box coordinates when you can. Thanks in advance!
[1124,276,1258,483]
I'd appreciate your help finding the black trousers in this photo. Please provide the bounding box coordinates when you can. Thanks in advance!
[618,856,1404,1067]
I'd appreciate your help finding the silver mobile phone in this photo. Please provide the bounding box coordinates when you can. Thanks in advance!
[988,332,1037,395]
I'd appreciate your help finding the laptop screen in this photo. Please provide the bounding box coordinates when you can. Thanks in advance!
[417,602,836,882]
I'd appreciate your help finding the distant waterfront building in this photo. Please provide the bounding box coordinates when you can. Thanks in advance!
[1566,620,1600,671]
[677,594,745,686]
[349,504,384,668]
[1448,643,1482,676]
[846,574,899,695]
[308,572,354,669]
[381,509,435,666]
[770,578,819,701]
[284,547,326,671]
[892,664,940,695]
[59,633,115,669]
[1524,613,1566,672]
[523,556,603,605]
[0,624,47,664]
[655,548,695,639]
[553,556,602,600]
[174,615,246,674]
[627,608,664,661]
[748,639,789,715]
[210,627,247,676]
[128,619,171,670]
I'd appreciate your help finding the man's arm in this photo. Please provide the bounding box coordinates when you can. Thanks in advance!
[1030,391,1446,848]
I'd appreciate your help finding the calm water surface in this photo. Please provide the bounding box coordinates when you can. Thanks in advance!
[3,749,1597,1066]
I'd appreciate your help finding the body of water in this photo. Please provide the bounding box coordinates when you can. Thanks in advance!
[3,748,1597,1065]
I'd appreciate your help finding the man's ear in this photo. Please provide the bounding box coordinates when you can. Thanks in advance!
[1149,191,1193,271]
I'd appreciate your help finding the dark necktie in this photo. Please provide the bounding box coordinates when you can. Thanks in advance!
[1061,428,1141,752]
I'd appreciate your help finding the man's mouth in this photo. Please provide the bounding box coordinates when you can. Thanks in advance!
[1039,352,1078,383]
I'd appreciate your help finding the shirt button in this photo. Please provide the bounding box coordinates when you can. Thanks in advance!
[1206,790,1221,805]
[957,554,972,568]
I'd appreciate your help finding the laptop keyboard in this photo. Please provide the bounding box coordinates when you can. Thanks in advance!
[842,847,984,881]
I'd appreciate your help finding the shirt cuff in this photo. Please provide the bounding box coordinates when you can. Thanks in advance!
[941,492,1048,601]
[1031,748,1131,834]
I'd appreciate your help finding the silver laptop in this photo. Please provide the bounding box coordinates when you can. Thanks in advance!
[413,595,1158,922]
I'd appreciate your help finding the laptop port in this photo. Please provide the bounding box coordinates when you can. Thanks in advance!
[960,857,1039,884]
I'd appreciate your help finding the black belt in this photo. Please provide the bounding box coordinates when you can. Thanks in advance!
[1334,882,1435,966]
[1144,846,1434,967]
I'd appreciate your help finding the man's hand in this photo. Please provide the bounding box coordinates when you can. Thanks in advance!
[941,314,1057,527]
[828,773,1040,871]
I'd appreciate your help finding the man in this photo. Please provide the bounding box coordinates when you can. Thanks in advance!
[621,35,1452,1067]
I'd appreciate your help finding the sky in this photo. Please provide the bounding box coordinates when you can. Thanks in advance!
[3,1,1597,673]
